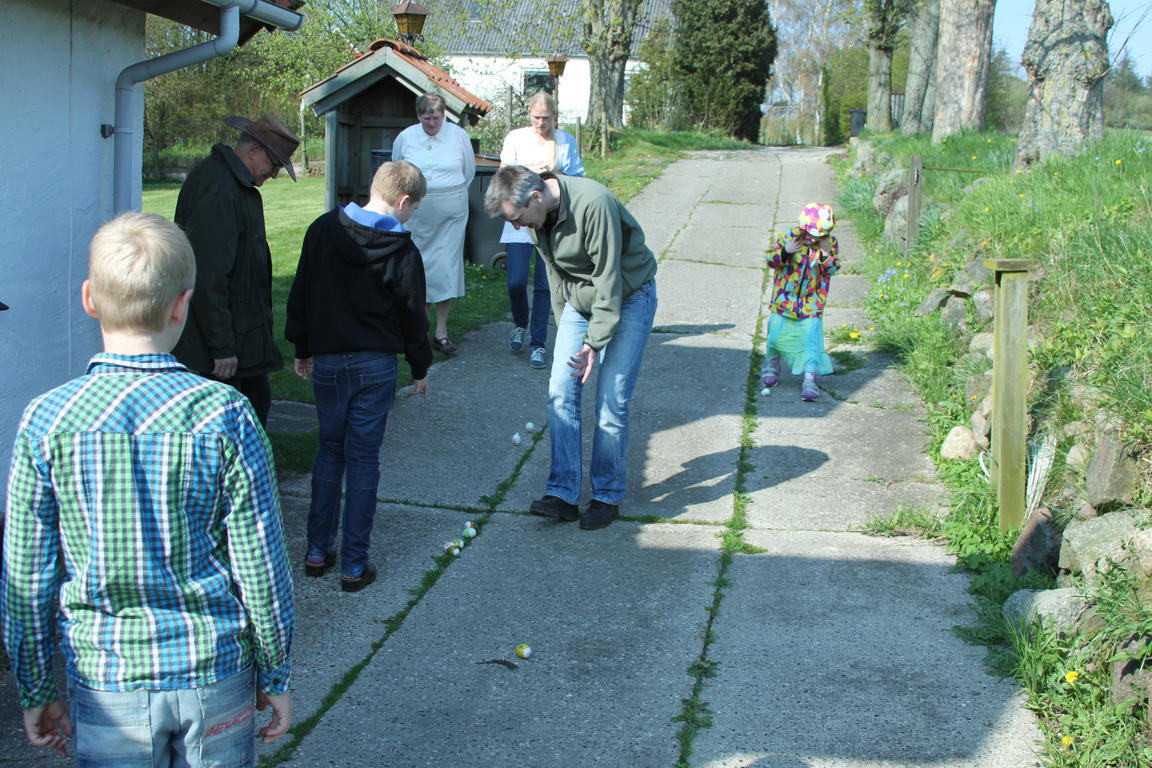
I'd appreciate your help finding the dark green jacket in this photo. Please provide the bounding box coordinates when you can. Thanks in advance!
[172,144,283,378]
[530,175,657,350]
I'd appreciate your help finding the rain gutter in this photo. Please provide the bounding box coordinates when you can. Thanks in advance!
[109,0,305,213]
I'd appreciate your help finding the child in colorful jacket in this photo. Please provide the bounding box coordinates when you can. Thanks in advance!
[762,203,840,401]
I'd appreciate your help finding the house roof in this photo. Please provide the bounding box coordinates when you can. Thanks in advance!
[424,0,674,58]
[301,39,493,120]
[111,0,304,45]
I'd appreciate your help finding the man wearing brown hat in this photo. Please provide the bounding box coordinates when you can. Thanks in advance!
[173,114,299,425]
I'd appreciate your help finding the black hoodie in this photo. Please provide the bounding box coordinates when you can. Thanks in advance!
[285,208,433,380]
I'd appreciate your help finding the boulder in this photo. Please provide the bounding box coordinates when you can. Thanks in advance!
[971,409,991,450]
[882,194,909,251]
[1065,443,1091,470]
[1075,502,1099,520]
[940,425,979,460]
[914,287,950,316]
[1058,510,1140,584]
[940,295,969,331]
[1002,587,1093,636]
[1085,428,1139,509]
[1110,631,1152,711]
[971,289,995,325]
[947,258,994,297]
[1011,507,1062,576]
[969,332,995,359]
[872,168,908,217]
[966,372,992,403]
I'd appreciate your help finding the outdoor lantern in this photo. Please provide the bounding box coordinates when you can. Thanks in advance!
[390,1,430,45]
[546,54,569,79]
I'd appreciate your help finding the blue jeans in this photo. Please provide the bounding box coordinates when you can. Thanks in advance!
[505,242,550,349]
[546,279,657,505]
[308,352,397,578]
[68,668,255,768]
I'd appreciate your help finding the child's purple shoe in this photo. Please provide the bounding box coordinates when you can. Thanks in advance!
[762,372,778,388]
[762,357,780,388]
[801,380,820,401]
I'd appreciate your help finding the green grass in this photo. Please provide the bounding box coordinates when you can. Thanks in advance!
[838,128,1152,765]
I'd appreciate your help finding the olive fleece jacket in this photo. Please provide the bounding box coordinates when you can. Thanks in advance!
[529,175,657,350]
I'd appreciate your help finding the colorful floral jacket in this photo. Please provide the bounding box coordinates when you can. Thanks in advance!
[766,227,840,319]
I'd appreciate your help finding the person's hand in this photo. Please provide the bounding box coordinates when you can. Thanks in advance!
[816,235,832,260]
[568,344,597,384]
[256,691,292,744]
[406,377,429,398]
[23,699,71,757]
[213,356,239,380]
[294,358,313,381]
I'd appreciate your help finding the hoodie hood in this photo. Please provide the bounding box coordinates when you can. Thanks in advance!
[334,207,414,267]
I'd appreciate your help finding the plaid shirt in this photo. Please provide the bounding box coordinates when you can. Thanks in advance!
[1,354,293,709]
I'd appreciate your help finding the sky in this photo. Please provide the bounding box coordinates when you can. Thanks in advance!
[993,0,1152,78]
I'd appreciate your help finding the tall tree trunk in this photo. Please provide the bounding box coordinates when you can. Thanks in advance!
[931,0,995,143]
[901,0,939,134]
[581,0,642,132]
[1014,0,1113,168]
[867,46,894,132]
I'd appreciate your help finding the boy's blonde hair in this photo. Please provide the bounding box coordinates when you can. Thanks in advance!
[371,160,427,206]
[87,212,196,332]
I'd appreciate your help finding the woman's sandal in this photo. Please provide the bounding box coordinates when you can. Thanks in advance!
[433,337,458,355]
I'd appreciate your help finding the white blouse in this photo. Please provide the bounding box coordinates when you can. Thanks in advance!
[391,120,476,191]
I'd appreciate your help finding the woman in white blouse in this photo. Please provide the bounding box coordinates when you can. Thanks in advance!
[498,91,584,370]
[391,93,476,355]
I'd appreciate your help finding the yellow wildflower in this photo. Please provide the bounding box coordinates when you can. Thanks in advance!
[849,332,860,340]
[1015,169,1023,174]
[1065,670,1080,684]
[970,155,977,160]
[903,273,910,278]
[1115,159,1122,165]
[868,327,875,331]
[984,207,990,212]
[1018,193,1025,197]
[862,355,869,360]
[1061,736,1073,747]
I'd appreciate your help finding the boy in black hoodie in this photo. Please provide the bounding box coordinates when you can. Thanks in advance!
[286,161,431,592]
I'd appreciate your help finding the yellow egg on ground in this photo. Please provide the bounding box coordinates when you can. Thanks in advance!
[516,644,533,659]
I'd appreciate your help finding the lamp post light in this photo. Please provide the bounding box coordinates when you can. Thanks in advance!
[546,54,568,109]
[390,1,430,47]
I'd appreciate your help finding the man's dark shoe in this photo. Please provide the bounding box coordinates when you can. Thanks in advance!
[304,550,336,578]
[530,495,579,522]
[340,561,378,593]
[580,500,620,530]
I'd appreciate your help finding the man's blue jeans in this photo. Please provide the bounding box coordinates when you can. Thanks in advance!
[546,279,657,505]
[308,352,397,578]
[68,667,255,768]
[505,242,550,349]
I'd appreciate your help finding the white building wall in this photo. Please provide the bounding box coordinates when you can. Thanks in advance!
[447,54,644,127]
[0,0,143,501]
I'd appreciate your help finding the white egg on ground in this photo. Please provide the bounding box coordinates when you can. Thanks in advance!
[512,432,523,445]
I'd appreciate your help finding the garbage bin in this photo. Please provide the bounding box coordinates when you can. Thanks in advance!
[849,109,867,138]
[370,149,392,175]
[465,154,506,270]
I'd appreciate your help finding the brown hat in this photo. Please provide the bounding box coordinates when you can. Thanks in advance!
[225,114,300,181]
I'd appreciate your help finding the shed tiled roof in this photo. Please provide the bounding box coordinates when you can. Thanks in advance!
[425,0,674,58]
[301,39,492,118]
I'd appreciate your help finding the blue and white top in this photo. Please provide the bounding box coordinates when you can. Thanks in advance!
[499,127,584,244]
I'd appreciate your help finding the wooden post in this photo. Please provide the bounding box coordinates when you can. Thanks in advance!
[906,154,923,251]
[601,120,609,159]
[984,258,1031,532]
[299,102,309,174]
[575,117,582,155]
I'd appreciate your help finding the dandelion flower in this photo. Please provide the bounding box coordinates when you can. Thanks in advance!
[903,273,910,278]
[1115,159,1122,165]
[970,155,977,160]
[987,138,993,143]
[849,332,860,339]
[1015,169,1023,174]
[862,355,869,360]
[868,327,875,331]
[984,207,990,212]
[981,241,988,247]
[1018,193,1025,197]
[1061,736,1073,747]
[1065,671,1080,684]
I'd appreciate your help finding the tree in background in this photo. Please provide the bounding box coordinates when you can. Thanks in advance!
[1103,50,1152,130]
[862,0,914,133]
[900,0,938,135]
[672,0,777,141]
[931,0,995,143]
[766,0,857,146]
[1015,0,1112,167]
[581,0,644,132]
[984,48,1028,133]
[625,17,680,130]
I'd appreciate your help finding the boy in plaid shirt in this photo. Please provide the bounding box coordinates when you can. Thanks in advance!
[1,212,294,766]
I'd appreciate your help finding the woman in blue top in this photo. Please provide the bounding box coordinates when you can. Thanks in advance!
[498,91,584,369]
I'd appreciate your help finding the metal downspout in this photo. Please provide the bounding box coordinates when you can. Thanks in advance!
[110,1,306,214]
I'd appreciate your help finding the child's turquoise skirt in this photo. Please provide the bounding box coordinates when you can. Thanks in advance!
[765,313,834,375]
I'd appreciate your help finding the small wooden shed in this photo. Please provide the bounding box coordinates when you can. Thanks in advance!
[301,38,492,211]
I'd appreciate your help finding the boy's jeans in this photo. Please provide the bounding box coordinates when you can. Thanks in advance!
[505,243,550,349]
[308,352,397,578]
[546,279,657,505]
[68,667,255,768]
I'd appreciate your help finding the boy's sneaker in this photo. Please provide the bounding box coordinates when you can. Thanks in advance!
[529,347,547,369]
[530,495,579,521]
[509,326,527,352]
[341,561,378,593]
[802,379,820,401]
[304,550,336,578]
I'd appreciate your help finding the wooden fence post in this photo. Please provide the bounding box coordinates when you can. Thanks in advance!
[984,258,1031,531]
[906,154,923,251]
[575,117,582,156]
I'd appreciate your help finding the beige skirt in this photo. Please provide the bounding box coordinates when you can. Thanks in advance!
[407,184,468,303]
